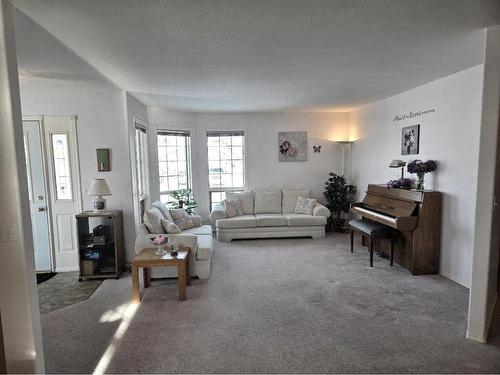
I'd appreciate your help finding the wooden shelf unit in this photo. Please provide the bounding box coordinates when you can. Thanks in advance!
[76,210,125,281]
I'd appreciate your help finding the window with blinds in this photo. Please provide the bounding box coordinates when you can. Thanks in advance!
[206,131,245,210]
[157,130,192,204]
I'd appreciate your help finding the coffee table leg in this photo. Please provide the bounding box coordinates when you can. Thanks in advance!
[132,264,141,303]
[178,263,187,301]
[144,267,151,288]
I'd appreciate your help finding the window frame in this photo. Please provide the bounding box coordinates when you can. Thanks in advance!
[157,129,192,205]
[132,117,149,225]
[206,130,246,211]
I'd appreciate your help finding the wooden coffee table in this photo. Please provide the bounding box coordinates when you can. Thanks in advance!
[131,248,191,303]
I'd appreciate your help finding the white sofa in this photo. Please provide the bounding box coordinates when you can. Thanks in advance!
[210,189,330,242]
[135,201,213,279]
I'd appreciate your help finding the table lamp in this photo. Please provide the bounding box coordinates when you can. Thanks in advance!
[389,159,406,179]
[88,178,111,211]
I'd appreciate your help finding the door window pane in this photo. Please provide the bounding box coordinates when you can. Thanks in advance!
[51,133,72,200]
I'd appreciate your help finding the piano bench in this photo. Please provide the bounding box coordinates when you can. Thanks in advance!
[348,219,399,267]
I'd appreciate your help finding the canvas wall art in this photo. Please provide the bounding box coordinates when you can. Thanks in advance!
[401,124,420,155]
[279,131,308,162]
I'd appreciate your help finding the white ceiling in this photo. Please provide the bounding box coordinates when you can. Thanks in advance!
[12,0,500,112]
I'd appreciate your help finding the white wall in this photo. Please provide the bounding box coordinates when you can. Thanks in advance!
[14,10,141,261]
[148,108,351,220]
[351,64,485,288]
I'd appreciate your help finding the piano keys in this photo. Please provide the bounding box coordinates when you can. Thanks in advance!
[351,184,442,275]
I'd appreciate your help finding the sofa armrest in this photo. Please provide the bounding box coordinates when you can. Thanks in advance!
[189,214,202,227]
[210,203,227,225]
[137,224,150,235]
[313,203,331,218]
[135,233,198,255]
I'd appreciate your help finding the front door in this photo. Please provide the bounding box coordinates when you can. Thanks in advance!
[23,119,52,271]
[44,116,82,272]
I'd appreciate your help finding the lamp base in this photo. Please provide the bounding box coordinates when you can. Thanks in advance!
[93,196,106,211]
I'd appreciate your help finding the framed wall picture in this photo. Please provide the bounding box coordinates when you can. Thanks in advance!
[401,124,420,155]
[279,131,308,162]
[96,148,110,171]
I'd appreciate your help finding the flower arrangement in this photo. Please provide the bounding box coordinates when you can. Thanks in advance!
[406,159,437,190]
[152,235,170,256]
[152,234,169,246]
[387,178,413,190]
[407,160,437,174]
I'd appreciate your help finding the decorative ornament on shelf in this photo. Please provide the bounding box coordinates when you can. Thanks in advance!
[152,235,170,256]
[386,178,413,190]
[407,159,437,190]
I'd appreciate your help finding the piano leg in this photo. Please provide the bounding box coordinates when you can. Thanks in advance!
[350,229,354,253]
[390,239,394,266]
[370,237,374,267]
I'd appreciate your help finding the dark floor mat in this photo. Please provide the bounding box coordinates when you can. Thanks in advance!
[36,272,57,284]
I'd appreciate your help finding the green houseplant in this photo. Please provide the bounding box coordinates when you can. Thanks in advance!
[323,173,356,232]
[167,188,198,214]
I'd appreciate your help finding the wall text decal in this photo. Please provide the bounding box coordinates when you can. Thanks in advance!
[393,108,435,122]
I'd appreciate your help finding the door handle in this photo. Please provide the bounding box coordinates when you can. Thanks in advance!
[37,207,46,212]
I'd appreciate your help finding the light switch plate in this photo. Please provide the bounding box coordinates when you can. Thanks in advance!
[0,223,16,242]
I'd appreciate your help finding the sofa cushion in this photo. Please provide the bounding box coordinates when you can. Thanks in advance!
[161,219,181,234]
[226,191,254,215]
[255,214,287,227]
[196,234,213,260]
[295,197,317,215]
[143,207,165,234]
[182,225,213,236]
[282,189,311,214]
[170,209,195,230]
[151,200,173,222]
[223,199,242,218]
[254,190,282,214]
[216,215,257,229]
[285,214,327,227]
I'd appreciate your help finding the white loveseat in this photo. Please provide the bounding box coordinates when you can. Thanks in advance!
[135,201,213,279]
[210,189,330,242]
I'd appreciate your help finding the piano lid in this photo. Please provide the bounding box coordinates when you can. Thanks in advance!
[360,184,419,218]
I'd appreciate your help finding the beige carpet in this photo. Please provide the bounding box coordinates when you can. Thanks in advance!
[40,234,500,373]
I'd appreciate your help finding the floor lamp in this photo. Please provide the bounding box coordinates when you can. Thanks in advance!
[336,140,353,181]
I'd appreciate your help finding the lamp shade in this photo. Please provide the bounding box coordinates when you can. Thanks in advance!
[389,159,406,168]
[88,178,111,196]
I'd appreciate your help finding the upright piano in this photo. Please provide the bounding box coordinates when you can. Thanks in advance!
[351,184,442,275]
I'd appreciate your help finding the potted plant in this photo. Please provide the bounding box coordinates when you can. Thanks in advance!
[323,173,356,232]
[167,188,198,214]
[407,160,437,190]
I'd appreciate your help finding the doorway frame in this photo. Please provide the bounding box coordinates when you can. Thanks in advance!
[22,115,83,272]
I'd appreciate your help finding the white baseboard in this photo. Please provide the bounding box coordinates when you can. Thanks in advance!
[466,330,487,343]
[440,271,470,289]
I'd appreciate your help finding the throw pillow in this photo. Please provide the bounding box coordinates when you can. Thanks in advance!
[223,199,242,218]
[161,219,182,234]
[169,209,195,231]
[143,207,166,233]
[294,196,317,215]
[151,200,173,222]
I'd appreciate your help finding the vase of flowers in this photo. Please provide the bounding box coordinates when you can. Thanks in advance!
[152,234,169,256]
[407,160,437,190]
[386,177,413,190]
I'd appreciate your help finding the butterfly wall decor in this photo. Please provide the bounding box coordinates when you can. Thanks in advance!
[313,144,321,153]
